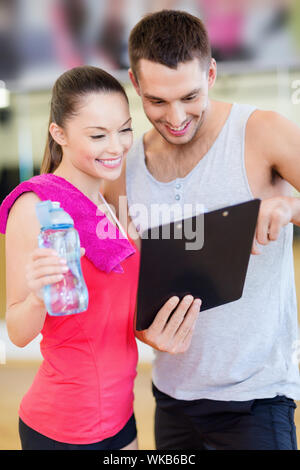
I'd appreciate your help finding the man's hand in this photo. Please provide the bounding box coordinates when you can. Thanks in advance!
[135,295,201,354]
[251,196,298,254]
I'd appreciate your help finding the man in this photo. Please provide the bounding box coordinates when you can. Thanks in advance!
[105,10,300,450]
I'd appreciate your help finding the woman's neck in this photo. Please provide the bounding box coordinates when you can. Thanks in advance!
[53,161,103,206]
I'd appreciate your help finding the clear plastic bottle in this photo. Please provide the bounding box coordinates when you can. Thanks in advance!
[36,200,89,316]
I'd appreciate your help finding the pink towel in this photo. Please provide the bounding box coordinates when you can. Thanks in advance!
[0,174,135,273]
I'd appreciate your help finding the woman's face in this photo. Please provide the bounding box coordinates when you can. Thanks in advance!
[54,91,133,181]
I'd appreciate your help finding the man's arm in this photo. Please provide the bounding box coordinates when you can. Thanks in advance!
[265,111,300,225]
[248,110,300,253]
[264,111,300,197]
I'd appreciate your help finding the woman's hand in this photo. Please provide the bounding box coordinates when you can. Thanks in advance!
[25,246,86,301]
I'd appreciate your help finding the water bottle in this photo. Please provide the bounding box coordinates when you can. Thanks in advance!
[36,200,89,316]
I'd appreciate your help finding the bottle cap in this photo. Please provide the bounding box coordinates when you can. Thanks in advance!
[36,200,74,229]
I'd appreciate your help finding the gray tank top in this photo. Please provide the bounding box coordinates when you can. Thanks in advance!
[126,103,300,401]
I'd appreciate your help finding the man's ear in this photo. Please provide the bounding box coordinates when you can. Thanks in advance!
[208,58,217,90]
[49,122,67,146]
[128,68,141,96]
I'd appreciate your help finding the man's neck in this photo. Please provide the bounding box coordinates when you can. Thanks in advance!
[143,100,232,182]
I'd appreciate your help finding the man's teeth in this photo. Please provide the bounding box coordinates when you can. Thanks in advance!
[169,123,187,131]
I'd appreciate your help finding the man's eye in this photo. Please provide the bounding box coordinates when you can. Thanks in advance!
[91,135,105,139]
[151,100,164,105]
[183,95,196,101]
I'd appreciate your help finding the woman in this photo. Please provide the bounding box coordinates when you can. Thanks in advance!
[0,66,139,450]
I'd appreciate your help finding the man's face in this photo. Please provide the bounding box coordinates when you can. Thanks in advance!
[130,57,216,145]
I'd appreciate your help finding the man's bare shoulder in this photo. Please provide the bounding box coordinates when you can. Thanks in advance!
[245,108,300,193]
[247,108,300,139]
[246,109,300,160]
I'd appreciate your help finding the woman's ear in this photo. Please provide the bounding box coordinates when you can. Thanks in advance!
[49,122,67,146]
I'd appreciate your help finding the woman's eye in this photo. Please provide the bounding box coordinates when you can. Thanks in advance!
[91,135,105,139]
[120,127,133,133]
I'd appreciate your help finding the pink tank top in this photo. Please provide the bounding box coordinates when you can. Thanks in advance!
[19,249,139,444]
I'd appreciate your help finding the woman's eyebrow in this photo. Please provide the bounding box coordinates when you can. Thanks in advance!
[84,117,132,130]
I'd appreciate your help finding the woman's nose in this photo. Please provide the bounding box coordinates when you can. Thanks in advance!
[107,133,123,155]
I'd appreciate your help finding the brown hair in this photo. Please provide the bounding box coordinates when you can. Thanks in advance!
[129,10,212,81]
[41,66,128,174]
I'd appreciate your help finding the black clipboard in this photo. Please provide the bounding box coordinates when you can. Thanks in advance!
[136,199,261,331]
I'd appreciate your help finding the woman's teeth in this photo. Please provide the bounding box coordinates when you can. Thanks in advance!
[95,157,122,167]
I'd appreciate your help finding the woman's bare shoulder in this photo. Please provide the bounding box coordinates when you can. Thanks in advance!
[6,192,41,228]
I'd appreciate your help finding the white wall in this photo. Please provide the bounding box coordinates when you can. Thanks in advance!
[0,320,154,363]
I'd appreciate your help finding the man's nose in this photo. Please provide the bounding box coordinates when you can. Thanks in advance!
[166,103,186,128]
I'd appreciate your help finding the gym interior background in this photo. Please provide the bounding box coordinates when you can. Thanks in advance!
[1,0,300,450]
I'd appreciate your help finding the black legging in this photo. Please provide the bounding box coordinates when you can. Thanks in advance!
[19,414,137,450]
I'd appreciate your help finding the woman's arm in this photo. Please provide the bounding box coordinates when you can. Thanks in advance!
[5,192,67,347]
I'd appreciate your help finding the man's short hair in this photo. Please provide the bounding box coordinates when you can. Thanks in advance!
[128,9,212,80]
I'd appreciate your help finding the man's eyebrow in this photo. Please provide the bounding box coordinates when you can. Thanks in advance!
[144,88,201,101]
[84,117,132,130]
[144,93,165,101]
[181,88,202,98]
